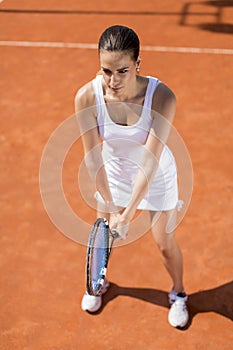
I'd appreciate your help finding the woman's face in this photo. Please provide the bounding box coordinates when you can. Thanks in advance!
[99,50,138,98]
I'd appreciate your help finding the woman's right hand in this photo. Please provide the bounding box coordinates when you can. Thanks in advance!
[109,213,129,240]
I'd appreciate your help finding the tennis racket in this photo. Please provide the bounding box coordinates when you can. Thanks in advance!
[86,217,119,296]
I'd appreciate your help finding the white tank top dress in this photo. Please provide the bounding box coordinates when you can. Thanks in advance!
[92,75,179,211]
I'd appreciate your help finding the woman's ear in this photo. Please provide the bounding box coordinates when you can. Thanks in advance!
[136,57,141,73]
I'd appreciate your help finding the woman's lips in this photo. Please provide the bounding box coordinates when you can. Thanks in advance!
[110,86,121,92]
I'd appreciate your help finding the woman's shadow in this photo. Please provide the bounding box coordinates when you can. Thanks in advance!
[92,280,233,330]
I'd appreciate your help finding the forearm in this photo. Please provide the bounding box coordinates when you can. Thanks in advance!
[85,151,117,213]
[123,118,169,222]
[123,152,159,221]
[95,165,114,203]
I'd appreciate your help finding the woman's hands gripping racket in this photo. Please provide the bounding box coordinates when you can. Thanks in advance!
[86,218,119,296]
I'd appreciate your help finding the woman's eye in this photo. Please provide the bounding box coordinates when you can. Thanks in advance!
[102,69,111,75]
[102,68,128,75]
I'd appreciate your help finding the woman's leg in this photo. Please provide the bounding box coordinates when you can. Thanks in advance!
[150,210,184,293]
[150,210,189,327]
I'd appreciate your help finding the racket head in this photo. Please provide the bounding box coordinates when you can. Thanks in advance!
[86,218,111,296]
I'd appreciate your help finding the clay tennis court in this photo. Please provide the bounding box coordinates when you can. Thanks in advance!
[1,0,232,349]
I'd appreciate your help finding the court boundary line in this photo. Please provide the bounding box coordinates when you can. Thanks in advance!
[0,40,233,55]
[0,8,219,16]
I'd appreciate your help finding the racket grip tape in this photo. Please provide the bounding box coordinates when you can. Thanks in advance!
[110,228,119,239]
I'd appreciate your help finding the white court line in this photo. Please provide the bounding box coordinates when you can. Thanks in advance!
[0,40,233,55]
[0,40,97,49]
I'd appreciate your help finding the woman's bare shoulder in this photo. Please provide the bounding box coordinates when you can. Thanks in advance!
[152,81,176,111]
[150,81,176,123]
[74,80,96,109]
[156,82,176,101]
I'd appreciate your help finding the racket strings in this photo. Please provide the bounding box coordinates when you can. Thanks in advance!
[87,219,110,295]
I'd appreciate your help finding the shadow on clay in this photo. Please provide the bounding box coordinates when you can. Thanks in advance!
[89,280,233,330]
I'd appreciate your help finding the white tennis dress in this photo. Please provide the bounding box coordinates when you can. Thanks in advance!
[92,75,179,211]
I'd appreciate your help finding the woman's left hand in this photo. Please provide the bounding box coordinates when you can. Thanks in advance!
[110,213,129,240]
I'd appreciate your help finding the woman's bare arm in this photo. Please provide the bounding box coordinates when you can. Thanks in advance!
[75,83,116,211]
[122,83,176,221]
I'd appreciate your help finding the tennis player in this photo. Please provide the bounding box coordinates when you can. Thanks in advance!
[75,25,189,328]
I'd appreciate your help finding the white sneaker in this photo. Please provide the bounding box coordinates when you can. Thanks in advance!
[168,289,189,328]
[81,279,110,313]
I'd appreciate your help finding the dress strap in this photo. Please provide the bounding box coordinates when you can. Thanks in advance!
[92,75,107,129]
[143,76,161,110]
[92,75,104,107]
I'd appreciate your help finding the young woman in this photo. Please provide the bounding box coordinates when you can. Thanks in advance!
[75,25,189,328]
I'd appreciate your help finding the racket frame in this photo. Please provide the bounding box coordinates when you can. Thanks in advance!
[86,218,118,296]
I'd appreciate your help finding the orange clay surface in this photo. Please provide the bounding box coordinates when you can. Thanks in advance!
[0,1,232,349]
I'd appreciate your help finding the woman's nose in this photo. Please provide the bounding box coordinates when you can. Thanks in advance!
[110,73,120,86]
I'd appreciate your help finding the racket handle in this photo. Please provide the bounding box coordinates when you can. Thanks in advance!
[111,228,119,239]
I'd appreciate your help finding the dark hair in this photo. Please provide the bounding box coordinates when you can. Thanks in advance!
[98,25,140,61]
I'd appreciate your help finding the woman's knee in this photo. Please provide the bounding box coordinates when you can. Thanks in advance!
[155,237,175,259]
[150,210,178,257]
